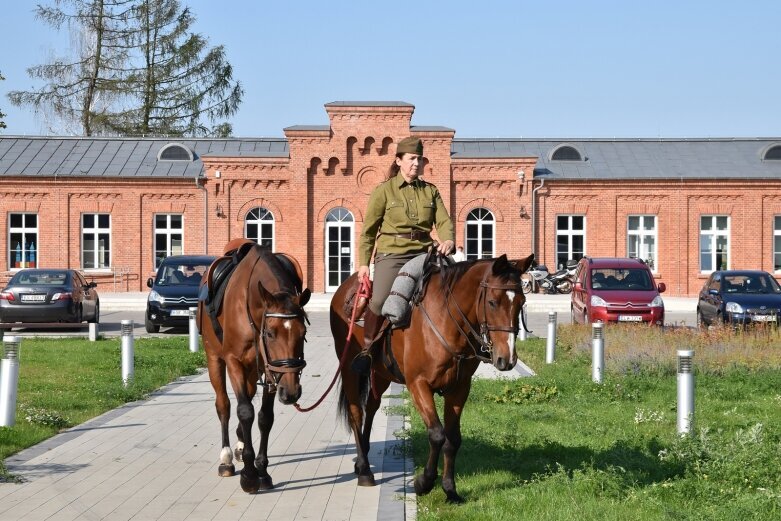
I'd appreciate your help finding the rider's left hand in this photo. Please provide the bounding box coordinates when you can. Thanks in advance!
[437,240,454,256]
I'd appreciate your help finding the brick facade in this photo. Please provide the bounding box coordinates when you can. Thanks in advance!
[2,101,780,296]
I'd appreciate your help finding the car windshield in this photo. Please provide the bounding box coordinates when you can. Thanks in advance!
[11,271,68,286]
[591,268,653,290]
[721,274,781,294]
[156,263,209,286]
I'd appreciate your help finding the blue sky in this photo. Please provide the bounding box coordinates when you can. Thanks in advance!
[2,1,779,138]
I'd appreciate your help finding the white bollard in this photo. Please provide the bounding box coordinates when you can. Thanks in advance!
[89,322,99,342]
[188,307,199,353]
[677,350,695,435]
[519,304,528,341]
[0,336,21,427]
[545,311,557,364]
[592,322,605,383]
[121,320,135,387]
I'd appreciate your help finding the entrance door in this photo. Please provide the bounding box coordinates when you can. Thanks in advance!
[325,207,354,292]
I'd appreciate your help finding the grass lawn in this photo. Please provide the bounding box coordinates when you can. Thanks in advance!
[0,336,204,481]
[411,325,781,520]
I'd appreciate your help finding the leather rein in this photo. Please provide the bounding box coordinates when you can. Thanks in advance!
[419,263,524,364]
[244,254,308,393]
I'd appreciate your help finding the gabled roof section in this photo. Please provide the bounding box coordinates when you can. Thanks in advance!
[0,136,289,178]
[451,138,781,180]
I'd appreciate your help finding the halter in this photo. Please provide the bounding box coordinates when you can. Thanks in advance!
[474,276,524,361]
[244,254,308,393]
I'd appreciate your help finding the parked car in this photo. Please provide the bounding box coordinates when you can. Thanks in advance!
[571,257,665,325]
[0,269,99,324]
[146,255,216,333]
[697,270,781,328]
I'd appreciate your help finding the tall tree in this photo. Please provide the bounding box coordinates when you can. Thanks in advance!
[7,0,135,136]
[0,71,6,130]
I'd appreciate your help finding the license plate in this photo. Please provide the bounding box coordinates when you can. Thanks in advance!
[170,309,190,317]
[21,294,46,302]
[753,315,776,322]
[618,315,643,322]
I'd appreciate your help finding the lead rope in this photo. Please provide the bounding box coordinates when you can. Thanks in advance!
[294,275,372,413]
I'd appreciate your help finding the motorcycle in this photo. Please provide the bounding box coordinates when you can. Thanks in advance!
[522,260,577,294]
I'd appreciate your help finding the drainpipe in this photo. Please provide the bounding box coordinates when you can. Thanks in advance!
[531,178,545,259]
[195,175,208,254]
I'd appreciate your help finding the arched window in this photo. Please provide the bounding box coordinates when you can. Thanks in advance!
[551,145,582,161]
[764,145,781,160]
[325,207,355,291]
[245,207,274,250]
[157,143,194,161]
[465,208,495,260]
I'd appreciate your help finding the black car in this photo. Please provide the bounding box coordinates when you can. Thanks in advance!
[697,270,781,327]
[0,269,99,324]
[145,255,216,333]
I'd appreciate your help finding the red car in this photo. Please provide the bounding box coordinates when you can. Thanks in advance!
[571,257,665,325]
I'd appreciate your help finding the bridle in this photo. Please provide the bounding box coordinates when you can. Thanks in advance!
[244,255,308,393]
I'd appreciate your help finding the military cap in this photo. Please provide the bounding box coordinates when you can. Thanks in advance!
[396,136,423,156]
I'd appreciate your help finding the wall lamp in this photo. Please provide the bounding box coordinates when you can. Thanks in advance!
[215,205,225,218]
[519,206,529,218]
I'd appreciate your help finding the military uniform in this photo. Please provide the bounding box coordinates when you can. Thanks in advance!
[360,174,454,315]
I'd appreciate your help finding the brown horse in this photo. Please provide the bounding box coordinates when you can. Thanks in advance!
[330,253,534,503]
[198,243,311,493]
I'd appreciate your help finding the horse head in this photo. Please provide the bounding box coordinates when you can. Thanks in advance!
[478,253,535,371]
[255,282,311,405]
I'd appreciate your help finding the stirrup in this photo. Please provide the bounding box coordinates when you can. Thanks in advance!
[350,351,372,376]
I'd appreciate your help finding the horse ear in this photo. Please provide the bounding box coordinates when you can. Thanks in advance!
[509,254,535,273]
[492,254,510,275]
[298,288,311,308]
[256,281,276,307]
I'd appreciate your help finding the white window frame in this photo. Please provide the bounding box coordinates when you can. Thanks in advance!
[627,215,658,272]
[700,215,730,272]
[8,213,39,270]
[154,214,184,268]
[556,215,586,269]
[82,213,112,270]
[324,207,355,292]
[245,207,275,251]
[465,208,495,260]
[774,216,781,272]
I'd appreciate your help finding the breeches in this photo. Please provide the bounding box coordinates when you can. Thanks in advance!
[369,251,424,315]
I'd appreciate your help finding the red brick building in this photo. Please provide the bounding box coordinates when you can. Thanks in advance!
[2,101,781,296]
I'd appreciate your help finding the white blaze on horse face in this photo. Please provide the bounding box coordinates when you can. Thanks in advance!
[220,447,233,465]
[283,320,292,330]
[507,332,517,363]
[506,290,516,303]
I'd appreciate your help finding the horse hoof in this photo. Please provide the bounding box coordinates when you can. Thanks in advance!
[234,448,243,462]
[218,464,235,477]
[240,473,260,494]
[414,475,435,496]
[445,492,465,504]
[259,476,274,490]
[357,474,376,487]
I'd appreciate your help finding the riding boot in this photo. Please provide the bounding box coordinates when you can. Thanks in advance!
[351,309,384,376]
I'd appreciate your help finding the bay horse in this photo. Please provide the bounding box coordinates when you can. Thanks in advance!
[329,253,534,503]
[197,241,311,493]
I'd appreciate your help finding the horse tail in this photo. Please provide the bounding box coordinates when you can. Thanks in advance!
[335,374,371,430]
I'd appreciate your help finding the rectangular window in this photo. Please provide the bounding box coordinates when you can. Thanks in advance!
[8,213,39,269]
[700,215,729,272]
[775,216,781,271]
[154,214,184,268]
[556,215,586,270]
[82,213,111,269]
[627,215,657,271]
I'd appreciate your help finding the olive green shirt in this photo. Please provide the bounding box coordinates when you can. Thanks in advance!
[359,175,454,266]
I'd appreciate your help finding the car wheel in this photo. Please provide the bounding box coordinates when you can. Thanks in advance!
[145,316,160,334]
[88,302,100,323]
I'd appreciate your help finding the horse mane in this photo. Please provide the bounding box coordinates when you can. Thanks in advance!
[438,256,522,290]
[254,247,308,318]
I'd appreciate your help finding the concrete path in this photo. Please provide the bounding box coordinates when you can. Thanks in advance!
[0,312,414,521]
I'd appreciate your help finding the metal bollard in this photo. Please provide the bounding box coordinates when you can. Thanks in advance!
[188,307,199,353]
[519,304,528,341]
[89,322,99,342]
[592,322,605,383]
[545,311,557,363]
[677,350,695,435]
[0,336,21,427]
[121,320,135,387]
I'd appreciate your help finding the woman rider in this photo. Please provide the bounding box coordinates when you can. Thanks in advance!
[351,136,455,375]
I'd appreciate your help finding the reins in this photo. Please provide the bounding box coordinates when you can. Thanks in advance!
[293,275,372,413]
